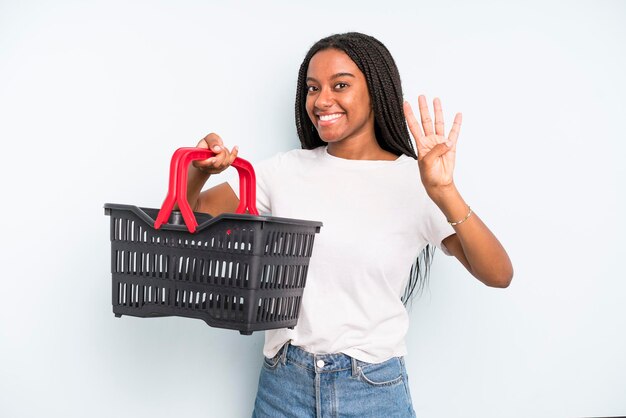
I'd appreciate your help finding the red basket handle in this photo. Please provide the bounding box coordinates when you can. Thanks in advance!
[154,147,259,233]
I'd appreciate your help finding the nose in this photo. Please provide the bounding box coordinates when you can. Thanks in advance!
[314,86,334,109]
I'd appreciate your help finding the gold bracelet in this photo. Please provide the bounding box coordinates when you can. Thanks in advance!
[448,206,472,226]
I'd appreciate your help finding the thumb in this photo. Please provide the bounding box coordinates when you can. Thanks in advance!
[422,143,451,164]
[198,133,224,152]
[195,138,209,149]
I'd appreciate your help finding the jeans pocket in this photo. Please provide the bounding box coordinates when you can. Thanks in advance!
[356,357,404,387]
[262,352,281,370]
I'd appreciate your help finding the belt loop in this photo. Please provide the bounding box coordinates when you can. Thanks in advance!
[280,340,290,365]
[351,357,359,377]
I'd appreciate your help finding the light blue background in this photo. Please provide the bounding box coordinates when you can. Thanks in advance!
[1,1,624,417]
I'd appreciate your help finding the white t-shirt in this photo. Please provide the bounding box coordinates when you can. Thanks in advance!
[228,146,454,363]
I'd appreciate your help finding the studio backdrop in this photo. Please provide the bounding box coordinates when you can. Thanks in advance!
[0,1,624,417]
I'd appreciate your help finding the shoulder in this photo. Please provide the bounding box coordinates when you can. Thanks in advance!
[258,147,325,169]
[277,147,325,162]
[252,147,325,183]
[390,153,421,179]
[390,154,432,197]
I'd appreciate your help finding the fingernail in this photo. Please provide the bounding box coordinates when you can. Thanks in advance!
[213,145,222,152]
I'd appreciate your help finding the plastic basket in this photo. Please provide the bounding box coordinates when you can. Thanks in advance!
[104,147,322,335]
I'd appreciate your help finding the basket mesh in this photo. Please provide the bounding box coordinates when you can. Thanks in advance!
[106,205,319,334]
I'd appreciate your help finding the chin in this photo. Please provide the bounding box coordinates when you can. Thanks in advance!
[316,132,342,143]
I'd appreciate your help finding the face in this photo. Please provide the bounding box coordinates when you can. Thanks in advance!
[305,48,375,145]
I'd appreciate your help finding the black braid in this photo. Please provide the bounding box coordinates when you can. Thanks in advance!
[294,32,434,304]
[296,32,416,158]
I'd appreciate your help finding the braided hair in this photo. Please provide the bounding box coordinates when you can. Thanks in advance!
[294,32,434,303]
[295,32,416,158]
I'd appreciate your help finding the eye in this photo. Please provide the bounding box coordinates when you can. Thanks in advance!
[306,85,318,93]
[334,82,348,90]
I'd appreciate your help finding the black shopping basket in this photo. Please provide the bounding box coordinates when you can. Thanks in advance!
[104,147,322,334]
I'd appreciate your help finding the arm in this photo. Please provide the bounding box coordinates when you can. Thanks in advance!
[404,96,513,288]
[434,187,513,288]
[176,133,241,217]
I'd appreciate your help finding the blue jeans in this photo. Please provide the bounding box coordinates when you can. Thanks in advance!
[252,342,417,418]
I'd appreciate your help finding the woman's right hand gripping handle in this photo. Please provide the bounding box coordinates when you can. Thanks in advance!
[184,133,241,216]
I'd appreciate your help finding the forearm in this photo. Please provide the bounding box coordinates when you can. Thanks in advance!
[429,184,513,287]
[175,165,211,212]
[189,165,214,211]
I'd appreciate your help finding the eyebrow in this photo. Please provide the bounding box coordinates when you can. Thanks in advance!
[306,72,356,82]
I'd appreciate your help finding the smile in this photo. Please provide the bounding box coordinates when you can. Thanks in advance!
[319,113,343,121]
[317,113,344,127]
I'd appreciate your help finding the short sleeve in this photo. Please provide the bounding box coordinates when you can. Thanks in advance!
[422,196,456,256]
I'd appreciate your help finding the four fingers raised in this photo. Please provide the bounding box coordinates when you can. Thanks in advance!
[404,95,462,158]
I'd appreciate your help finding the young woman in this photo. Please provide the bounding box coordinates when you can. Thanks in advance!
[184,32,512,418]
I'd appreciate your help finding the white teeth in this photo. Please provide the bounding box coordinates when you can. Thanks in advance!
[319,113,342,121]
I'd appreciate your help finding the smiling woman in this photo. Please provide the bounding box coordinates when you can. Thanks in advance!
[304,49,382,158]
[181,32,512,417]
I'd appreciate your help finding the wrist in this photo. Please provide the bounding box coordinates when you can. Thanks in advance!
[425,182,458,204]
[426,184,471,223]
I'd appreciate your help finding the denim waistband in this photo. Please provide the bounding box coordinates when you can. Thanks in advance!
[280,342,358,374]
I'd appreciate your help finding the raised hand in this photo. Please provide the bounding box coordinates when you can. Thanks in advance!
[192,132,239,175]
[404,95,462,192]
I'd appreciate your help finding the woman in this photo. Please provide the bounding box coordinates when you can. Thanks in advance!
[185,32,512,417]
